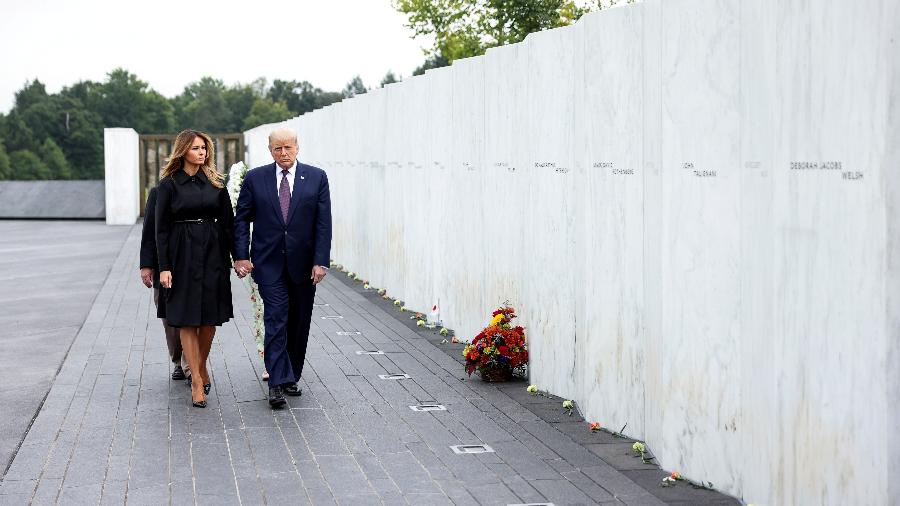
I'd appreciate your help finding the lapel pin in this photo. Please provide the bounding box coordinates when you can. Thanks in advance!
[300,176,305,180]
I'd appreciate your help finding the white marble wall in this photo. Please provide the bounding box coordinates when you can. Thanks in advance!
[103,128,139,225]
[244,1,900,503]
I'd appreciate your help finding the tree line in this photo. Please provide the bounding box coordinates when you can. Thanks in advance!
[0,70,397,180]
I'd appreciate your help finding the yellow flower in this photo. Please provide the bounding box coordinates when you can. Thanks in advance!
[490,314,503,326]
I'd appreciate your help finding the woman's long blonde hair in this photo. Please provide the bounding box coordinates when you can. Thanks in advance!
[160,129,224,188]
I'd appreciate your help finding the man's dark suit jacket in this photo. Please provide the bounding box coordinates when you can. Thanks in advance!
[233,162,332,285]
[139,186,161,288]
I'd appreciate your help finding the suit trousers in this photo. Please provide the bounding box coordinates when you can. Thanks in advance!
[153,288,189,374]
[257,265,316,388]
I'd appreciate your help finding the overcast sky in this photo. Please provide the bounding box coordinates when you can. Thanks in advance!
[0,0,431,113]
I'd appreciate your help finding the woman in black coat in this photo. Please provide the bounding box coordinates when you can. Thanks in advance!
[156,129,234,407]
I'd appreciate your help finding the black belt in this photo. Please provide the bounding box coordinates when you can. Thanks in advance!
[174,219,215,223]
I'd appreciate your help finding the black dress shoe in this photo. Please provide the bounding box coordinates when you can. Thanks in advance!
[284,383,302,397]
[268,386,286,408]
[172,365,186,380]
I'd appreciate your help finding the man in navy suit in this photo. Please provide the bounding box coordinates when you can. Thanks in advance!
[233,128,332,408]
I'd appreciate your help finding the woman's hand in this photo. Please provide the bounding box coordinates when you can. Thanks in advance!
[160,271,172,289]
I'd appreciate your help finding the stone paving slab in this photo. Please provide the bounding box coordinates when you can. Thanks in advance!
[0,223,741,505]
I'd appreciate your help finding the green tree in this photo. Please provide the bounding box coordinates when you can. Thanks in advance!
[268,80,344,116]
[0,141,10,180]
[9,150,50,180]
[175,77,233,133]
[14,80,49,111]
[95,69,175,133]
[342,76,367,98]
[412,54,450,75]
[42,138,72,179]
[242,98,293,130]
[393,0,596,62]
[380,71,400,87]
[0,111,38,153]
[223,84,259,132]
[52,96,105,179]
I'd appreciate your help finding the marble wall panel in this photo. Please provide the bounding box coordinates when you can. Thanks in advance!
[737,0,777,501]
[446,57,487,341]
[655,0,743,494]
[573,5,646,446]
[426,67,454,325]
[522,26,578,398]
[768,1,895,503]
[482,43,528,329]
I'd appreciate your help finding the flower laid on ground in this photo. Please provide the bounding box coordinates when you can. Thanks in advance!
[414,312,424,319]
[632,442,645,455]
[661,471,683,487]
[382,294,390,300]
[463,306,528,380]
[589,422,601,431]
[400,306,407,312]
[562,400,574,415]
[416,320,426,327]
[347,271,355,278]
[440,339,448,344]
[393,300,402,306]
[451,335,460,343]
[439,327,449,336]
[378,288,386,295]
[363,283,370,290]
[527,384,538,394]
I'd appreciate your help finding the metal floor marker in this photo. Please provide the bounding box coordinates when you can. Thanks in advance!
[450,444,494,454]
[378,373,411,380]
[409,404,447,412]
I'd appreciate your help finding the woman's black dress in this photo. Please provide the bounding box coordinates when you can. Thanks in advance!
[155,168,234,327]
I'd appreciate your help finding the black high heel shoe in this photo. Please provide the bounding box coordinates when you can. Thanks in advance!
[189,375,212,395]
[192,398,207,408]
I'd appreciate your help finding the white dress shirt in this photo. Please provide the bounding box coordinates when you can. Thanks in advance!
[275,162,297,196]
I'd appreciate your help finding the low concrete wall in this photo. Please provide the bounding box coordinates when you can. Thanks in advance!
[0,181,104,219]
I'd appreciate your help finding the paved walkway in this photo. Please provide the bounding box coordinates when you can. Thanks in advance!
[0,224,738,505]
[0,221,131,477]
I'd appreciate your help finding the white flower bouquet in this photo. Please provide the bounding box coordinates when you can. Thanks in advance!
[228,162,266,359]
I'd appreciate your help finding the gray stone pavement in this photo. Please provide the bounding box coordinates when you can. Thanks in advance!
[0,221,131,478]
[0,223,739,505]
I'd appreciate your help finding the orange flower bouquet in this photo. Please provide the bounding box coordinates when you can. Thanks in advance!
[463,306,528,381]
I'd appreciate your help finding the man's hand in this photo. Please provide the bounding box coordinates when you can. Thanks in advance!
[140,268,153,288]
[235,260,254,278]
[311,265,327,285]
[160,271,172,289]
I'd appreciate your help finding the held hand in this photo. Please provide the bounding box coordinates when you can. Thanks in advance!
[140,268,154,288]
[160,271,172,289]
[235,260,254,278]
[311,265,327,285]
